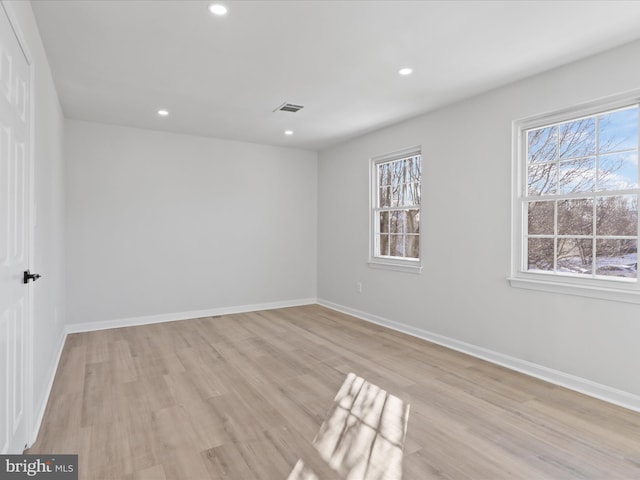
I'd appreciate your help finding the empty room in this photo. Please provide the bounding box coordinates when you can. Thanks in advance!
[2,0,640,478]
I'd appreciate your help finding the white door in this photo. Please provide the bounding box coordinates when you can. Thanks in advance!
[0,4,32,454]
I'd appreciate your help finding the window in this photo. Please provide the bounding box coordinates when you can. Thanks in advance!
[370,147,422,272]
[511,94,640,302]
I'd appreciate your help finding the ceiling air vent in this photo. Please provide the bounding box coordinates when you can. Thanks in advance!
[273,102,304,113]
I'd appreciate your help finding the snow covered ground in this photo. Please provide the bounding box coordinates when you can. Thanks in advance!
[532,253,637,278]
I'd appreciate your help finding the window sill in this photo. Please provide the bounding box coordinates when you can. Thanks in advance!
[508,275,640,304]
[368,261,422,274]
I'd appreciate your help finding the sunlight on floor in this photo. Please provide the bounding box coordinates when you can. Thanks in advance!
[288,372,410,480]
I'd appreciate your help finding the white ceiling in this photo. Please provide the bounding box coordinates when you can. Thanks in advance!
[31,0,640,151]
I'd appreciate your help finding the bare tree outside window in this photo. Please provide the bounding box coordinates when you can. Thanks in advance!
[373,154,421,261]
[525,105,639,279]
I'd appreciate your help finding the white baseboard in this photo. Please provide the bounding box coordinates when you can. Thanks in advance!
[317,298,640,413]
[29,328,67,447]
[64,298,317,334]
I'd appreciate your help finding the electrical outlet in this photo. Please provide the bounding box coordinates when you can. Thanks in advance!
[356,282,362,293]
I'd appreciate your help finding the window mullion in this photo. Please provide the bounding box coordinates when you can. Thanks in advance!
[592,194,597,276]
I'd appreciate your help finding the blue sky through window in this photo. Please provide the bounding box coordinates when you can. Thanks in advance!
[599,106,639,153]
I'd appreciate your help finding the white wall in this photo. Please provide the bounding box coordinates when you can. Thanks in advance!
[318,39,640,400]
[65,120,317,325]
[3,1,66,442]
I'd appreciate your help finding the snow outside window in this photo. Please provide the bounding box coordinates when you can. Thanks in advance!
[510,94,640,303]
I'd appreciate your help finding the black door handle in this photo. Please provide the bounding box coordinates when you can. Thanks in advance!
[23,270,42,284]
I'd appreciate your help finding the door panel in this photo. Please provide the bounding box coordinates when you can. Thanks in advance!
[1,311,8,454]
[13,140,25,260]
[0,4,31,454]
[12,299,24,435]
[0,126,8,264]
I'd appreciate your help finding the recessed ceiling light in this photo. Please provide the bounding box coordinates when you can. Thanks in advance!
[157,109,169,116]
[284,130,294,135]
[398,67,413,76]
[208,4,227,15]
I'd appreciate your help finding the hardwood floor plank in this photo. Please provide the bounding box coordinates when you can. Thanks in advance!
[27,305,640,479]
[163,368,224,408]
[137,375,175,412]
[81,363,117,427]
[49,344,86,397]
[201,442,257,480]
[119,412,161,473]
[124,464,167,480]
[86,420,134,479]
[108,339,137,384]
[182,398,231,450]
[160,450,211,480]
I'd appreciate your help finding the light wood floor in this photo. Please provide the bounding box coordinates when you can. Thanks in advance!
[28,305,640,479]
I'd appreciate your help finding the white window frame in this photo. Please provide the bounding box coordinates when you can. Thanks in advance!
[509,91,640,304]
[369,146,422,274]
